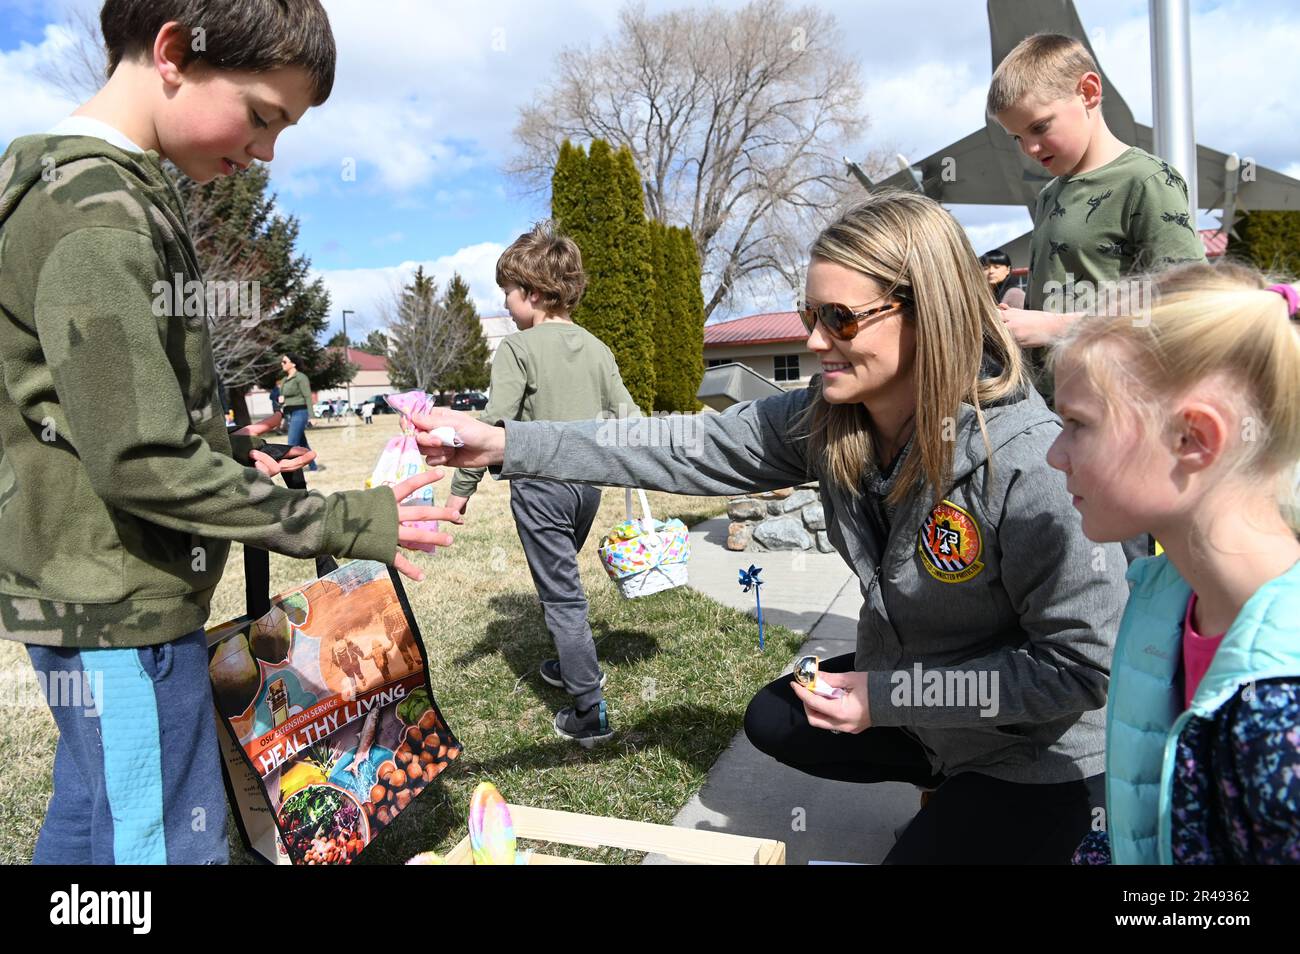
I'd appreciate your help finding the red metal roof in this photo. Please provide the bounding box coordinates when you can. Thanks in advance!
[1199,228,1228,258]
[703,311,804,347]
[334,347,389,371]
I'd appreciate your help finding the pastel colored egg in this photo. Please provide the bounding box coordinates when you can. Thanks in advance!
[468,782,516,865]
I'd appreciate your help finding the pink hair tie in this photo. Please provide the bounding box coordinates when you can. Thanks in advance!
[1267,283,1299,317]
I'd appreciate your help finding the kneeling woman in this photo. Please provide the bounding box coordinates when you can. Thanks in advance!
[417,191,1130,863]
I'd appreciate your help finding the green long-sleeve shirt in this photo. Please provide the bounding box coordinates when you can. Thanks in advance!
[450,321,638,498]
[0,134,399,648]
[279,371,314,415]
[1023,146,1206,399]
[1026,146,1206,310]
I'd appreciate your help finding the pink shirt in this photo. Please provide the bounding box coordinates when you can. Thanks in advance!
[1183,592,1227,709]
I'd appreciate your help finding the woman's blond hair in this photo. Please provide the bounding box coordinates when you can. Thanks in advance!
[803,191,1029,507]
[1052,259,1300,528]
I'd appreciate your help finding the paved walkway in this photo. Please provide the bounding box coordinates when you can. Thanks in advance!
[647,516,923,865]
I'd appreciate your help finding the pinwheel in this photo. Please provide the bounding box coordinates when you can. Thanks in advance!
[738,564,765,650]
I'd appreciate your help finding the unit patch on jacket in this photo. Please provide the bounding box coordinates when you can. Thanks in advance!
[918,500,985,583]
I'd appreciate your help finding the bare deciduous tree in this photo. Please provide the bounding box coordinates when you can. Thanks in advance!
[33,6,106,102]
[508,0,881,316]
[382,268,475,396]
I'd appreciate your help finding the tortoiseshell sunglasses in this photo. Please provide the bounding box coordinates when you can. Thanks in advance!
[798,300,902,340]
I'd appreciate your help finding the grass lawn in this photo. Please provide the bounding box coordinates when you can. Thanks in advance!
[0,414,805,864]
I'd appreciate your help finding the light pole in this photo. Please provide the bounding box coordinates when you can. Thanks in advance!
[341,308,354,410]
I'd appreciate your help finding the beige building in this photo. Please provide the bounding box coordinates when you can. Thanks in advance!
[246,347,394,416]
[702,311,811,390]
[480,314,518,360]
[313,348,394,405]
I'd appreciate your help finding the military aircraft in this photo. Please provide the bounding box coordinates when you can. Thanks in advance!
[847,0,1300,262]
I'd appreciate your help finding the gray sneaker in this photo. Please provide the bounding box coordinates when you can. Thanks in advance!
[553,701,614,748]
[539,659,607,691]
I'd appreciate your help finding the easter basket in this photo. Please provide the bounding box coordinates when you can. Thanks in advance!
[205,460,460,866]
[596,488,690,599]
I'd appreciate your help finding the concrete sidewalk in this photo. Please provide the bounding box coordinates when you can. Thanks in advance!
[647,516,923,865]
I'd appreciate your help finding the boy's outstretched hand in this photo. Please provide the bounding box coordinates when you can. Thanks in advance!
[998,303,1076,348]
[249,445,316,477]
[388,469,464,582]
[233,411,284,437]
[411,407,506,469]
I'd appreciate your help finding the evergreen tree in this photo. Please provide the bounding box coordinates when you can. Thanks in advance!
[1227,210,1300,276]
[358,329,391,356]
[615,146,657,408]
[551,139,655,410]
[175,164,345,424]
[441,272,491,392]
[387,267,440,392]
[551,140,587,238]
[648,220,674,410]
[678,227,706,410]
[664,226,706,412]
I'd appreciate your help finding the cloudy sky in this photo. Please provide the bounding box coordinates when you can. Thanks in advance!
[2,0,1296,338]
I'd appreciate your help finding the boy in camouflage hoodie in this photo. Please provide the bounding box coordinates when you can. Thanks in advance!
[0,1,459,864]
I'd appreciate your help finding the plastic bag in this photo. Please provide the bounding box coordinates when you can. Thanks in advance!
[367,390,439,551]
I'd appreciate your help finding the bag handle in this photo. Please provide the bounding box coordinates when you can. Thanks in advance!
[243,458,338,621]
[623,487,653,526]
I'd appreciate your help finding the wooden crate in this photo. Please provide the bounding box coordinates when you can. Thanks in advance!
[445,804,786,865]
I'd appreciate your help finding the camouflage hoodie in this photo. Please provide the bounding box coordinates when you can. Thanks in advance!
[0,134,399,648]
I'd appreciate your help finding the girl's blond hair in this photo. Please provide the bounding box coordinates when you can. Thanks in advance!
[1052,260,1300,528]
[803,191,1029,506]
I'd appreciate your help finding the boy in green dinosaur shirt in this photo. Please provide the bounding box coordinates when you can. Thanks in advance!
[988,33,1205,389]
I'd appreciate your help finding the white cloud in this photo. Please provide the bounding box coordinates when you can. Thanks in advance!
[958,214,1035,256]
[312,241,507,337]
[263,0,620,197]
[1081,1,1300,169]
[861,59,990,162]
[10,1,1296,204]
[0,24,80,144]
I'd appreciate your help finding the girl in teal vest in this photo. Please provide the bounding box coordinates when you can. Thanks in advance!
[1047,260,1300,864]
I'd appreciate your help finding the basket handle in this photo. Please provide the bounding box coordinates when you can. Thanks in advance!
[623,487,653,526]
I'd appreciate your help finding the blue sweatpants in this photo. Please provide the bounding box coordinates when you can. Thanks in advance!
[26,628,230,865]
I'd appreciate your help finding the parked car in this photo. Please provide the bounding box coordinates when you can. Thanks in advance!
[313,400,354,419]
[451,391,488,411]
[370,393,399,414]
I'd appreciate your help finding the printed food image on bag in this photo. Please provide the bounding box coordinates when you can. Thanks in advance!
[206,558,460,865]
